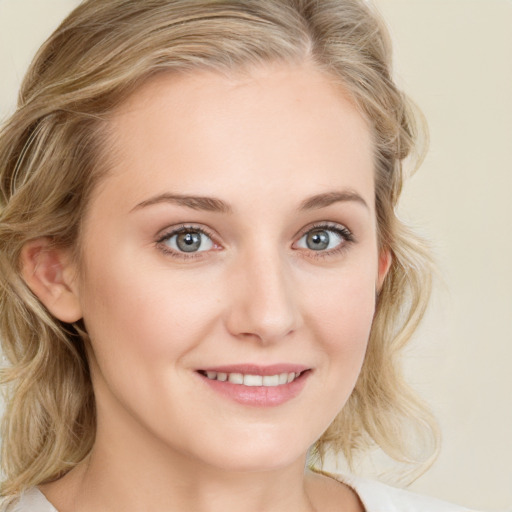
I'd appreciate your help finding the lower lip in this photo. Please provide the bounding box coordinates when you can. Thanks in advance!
[199,371,310,407]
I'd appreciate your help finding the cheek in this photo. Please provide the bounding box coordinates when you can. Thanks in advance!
[302,264,377,375]
[307,262,376,332]
[291,263,377,433]
[79,251,223,370]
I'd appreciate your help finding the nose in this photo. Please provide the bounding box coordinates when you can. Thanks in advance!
[224,248,302,345]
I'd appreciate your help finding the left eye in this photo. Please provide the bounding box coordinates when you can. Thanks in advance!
[162,229,214,253]
[296,227,347,252]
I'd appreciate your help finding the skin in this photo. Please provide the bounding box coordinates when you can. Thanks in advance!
[23,62,390,512]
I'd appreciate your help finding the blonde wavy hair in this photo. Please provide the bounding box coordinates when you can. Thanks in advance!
[0,0,438,500]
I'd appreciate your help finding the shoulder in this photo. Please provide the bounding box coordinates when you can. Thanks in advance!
[2,477,479,512]
[1,488,57,512]
[332,473,478,512]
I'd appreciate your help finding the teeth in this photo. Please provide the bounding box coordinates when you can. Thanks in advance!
[244,374,263,386]
[228,373,244,384]
[203,370,302,386]
[278,373,288,385]
[262,375,279,386]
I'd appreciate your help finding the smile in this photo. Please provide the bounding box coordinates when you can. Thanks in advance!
[197,365,311,407]
[199,370,302,387]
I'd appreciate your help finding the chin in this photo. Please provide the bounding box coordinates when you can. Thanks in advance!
[187,428,312,473]
[210,450,306,474]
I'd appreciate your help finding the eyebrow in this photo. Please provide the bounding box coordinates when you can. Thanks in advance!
[131,193,233,214]
[298,190,369,211]
[131,189,368,214]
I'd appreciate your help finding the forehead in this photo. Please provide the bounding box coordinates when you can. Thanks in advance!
[94,62,374,215]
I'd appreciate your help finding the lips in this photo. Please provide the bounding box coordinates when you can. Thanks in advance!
[197,364,311,406]
[199,370,302,387]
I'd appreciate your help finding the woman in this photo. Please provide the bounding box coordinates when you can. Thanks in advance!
[0,1,475,510]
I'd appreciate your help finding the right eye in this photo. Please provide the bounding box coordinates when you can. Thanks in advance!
[158,227,215,255]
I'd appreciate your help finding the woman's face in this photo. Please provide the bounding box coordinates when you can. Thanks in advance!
[73,63,388,471]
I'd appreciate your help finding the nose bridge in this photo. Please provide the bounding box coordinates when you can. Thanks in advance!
[226,241,300,343]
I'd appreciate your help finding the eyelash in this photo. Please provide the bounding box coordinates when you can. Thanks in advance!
[296,222,355,260]
[156,224,218,260]
[155,222,355,261]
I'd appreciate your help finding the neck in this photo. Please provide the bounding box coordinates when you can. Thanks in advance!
[81,444,314,512]
[41,409,316,512]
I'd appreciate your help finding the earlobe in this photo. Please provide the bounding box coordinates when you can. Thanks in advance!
[377,248,392,291]
[20,238,83,323]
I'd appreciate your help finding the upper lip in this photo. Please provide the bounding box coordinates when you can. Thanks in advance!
[197,364,310,376]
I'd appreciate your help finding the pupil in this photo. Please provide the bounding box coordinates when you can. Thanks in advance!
[307,229,329,251]
[177,231,201,252]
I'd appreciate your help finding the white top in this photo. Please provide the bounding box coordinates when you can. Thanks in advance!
[4,474,477,512]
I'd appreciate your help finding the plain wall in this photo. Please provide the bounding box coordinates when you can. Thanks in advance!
[374,1,512,510]
[1,1,511,510]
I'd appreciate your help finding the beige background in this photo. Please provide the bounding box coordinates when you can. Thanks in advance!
[0,1,511,510]
[375,1,512,510]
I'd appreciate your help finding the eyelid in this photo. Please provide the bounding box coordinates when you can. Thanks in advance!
[156,223,217,243]
[155,223,222,259]
[154,221,355,260]
[292,221,355,257]
[293,221,354,242]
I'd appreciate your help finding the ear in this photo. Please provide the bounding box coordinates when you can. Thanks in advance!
[20,238,83,323]
[376,248,392,291]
